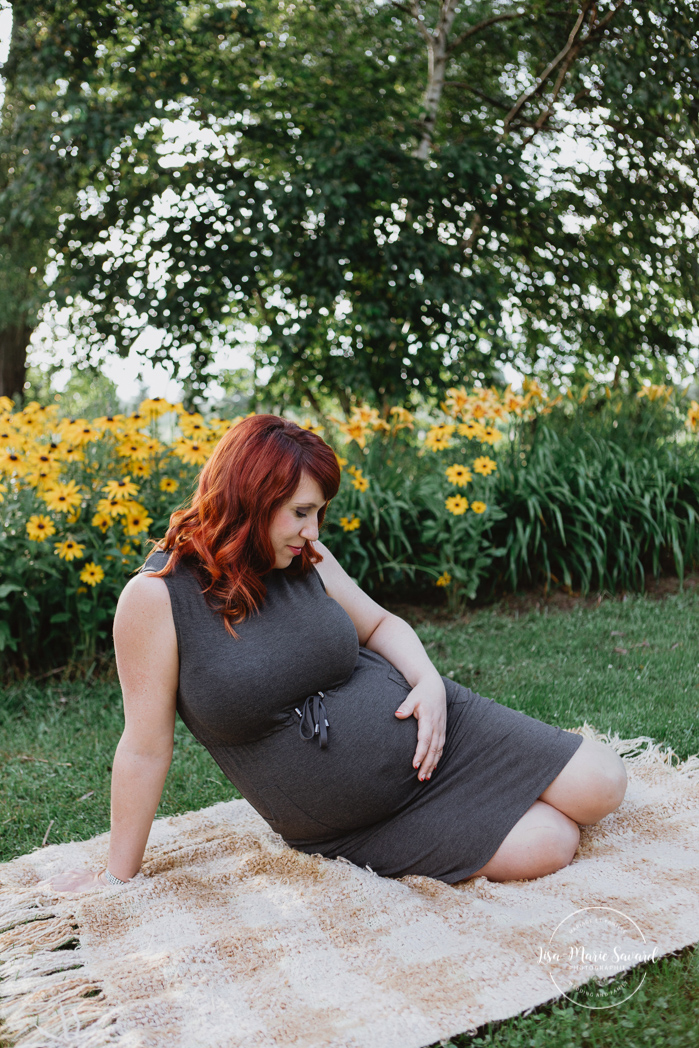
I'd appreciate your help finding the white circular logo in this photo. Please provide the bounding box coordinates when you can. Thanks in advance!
[537,906,658,1009]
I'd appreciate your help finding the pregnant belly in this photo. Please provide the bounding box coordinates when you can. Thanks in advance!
[217,649,423,841]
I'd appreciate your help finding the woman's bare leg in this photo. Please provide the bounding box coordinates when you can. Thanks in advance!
[538,737,627,825]
[465,800,580,882]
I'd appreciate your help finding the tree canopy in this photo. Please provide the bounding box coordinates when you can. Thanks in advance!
[1,0,698,408]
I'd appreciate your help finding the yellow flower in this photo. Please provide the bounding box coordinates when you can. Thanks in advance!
[0,481,6,502]
[389,406,414,431]
[121,543,133,555]
[435,571,451,587]
[173,438,210,466]
[102,476,140,501]
[480,426,504,446]
[0,449,26,476]
[339,515,361,532]
[471,501,487,514]
[76,585,88,594]
[131,460,153,478]
[503,387,525,415]
[445,495,469,515]
[95,499,126,521]
[457,420,486,441]
[80,562,105,586]
[0,396,14,413]
[687,401,699,431]
[41,480,83,514]
[139,397,173,417]
[159,476,179,492]
[473,456,498,477]
[26,514,57,541]
[334,455,348,470]
[55,538,86,561]
[94,414,126,433]
[55,444,84,464]
[338,418,369,449]
[424,425,455,452]
[117,439,151,460]
[122,506,154,536]
[178,414,210,441]
[300,418,324,435]
[445,464,472,487]
[91,510,112,532]
[441,387,471,418]
[348,467,369,492]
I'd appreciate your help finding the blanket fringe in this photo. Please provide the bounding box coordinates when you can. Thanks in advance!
[572,722,699,777]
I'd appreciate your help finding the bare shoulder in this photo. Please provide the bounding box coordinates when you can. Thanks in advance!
[311,540,391,646]
[114,571,173,631]
[113,572,177,668]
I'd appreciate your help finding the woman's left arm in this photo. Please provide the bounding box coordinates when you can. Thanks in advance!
[312,541,446,781]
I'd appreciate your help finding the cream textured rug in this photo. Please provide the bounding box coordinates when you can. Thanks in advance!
[2,723,699,1048]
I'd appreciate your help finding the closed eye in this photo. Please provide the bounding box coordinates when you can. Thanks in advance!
[295,511,307,518]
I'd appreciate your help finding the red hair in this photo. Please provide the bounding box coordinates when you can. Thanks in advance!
[149,415,341,635]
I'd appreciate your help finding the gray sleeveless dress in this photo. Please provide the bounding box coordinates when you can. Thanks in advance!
[143,550,583,883]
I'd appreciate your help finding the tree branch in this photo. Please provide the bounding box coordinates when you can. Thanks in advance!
[447,10,526,55]
[500,1,591,136]
[445,82,514,113]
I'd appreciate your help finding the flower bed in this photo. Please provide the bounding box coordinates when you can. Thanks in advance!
[1,383,698,673]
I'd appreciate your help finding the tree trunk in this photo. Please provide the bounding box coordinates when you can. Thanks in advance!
[0,322,31,402]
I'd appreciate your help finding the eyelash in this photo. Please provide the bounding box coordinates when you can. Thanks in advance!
[296,511,307,519]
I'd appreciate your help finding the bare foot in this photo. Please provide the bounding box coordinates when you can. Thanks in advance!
[43,869,110,893]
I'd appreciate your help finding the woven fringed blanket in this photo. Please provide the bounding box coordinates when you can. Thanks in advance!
[2,723,699,1048]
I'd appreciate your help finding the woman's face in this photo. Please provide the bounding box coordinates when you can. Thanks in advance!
[268,472,326,569]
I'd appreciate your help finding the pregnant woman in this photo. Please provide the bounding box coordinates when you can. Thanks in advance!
[51,414,626,893]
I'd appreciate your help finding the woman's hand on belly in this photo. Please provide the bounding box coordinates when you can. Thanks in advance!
[394,674,447,781]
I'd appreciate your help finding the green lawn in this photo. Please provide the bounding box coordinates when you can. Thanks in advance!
[1,590,698,1046]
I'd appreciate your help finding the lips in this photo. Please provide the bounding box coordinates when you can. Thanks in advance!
[288,545,303,554]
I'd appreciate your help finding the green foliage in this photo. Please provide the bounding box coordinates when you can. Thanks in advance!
[2,1,698,403]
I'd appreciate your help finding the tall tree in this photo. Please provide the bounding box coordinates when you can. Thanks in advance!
[1,1,697,407]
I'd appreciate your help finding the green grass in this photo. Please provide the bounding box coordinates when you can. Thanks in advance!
[1,590,698,1047]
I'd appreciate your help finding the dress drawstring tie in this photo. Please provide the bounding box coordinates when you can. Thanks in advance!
[295,692,329,749]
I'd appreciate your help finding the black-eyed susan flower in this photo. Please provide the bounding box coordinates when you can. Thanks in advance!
[173,439,210,466]
[102,476,139,501]
[91,510,112,532]
[116,439,150,460]
[55,538,86,561]
[41,480,83,514]
[347,467,369,492]
[339,515,361,532]
[95,497,129,519]
[457,421,486,441]
[79,562,105,586]
[445,495,468,515]
[473,456,497,477]
[130,461,152,477]
[445,464,472,487]
[424,425,455,451]
[435,571,451,587]
[471,501,487,514]
[480,426,504,446]
[300,418,323,435]
[122,506,153,536]
[159,477,179,493]
[139,397,172,417]
[26,514,57,541]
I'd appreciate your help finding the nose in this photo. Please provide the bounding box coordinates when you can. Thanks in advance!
[300,517,319,541]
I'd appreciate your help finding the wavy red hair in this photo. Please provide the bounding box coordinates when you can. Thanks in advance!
[148,414,341,635]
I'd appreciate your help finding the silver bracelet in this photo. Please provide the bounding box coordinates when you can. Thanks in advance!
[104,869,129,887]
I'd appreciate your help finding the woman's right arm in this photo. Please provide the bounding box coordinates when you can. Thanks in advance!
[48,573,178,892]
